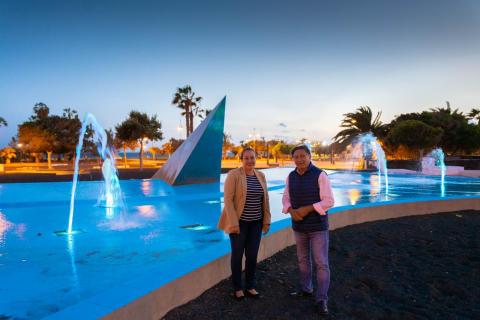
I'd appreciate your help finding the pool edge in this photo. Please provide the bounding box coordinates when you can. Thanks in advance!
[85,197,480,320]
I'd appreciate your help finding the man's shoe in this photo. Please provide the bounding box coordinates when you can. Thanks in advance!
[245,289,261,299]
[289,290,313,298]
[316,300,329,315]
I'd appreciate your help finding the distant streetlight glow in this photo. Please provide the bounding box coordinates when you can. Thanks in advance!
[248,128,260,153]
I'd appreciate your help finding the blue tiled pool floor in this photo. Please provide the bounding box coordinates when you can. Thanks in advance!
[0,168,479,319]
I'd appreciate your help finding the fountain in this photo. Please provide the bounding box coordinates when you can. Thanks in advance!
[422,148,446,196]
[5,99,480,319]
[65,113,123,234]
[350,133,389,194]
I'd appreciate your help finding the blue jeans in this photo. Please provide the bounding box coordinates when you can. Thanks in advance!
[294,230,330,302]
[229,220,263,291]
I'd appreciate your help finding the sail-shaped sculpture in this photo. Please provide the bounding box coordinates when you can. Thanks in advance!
[152,96,226,185]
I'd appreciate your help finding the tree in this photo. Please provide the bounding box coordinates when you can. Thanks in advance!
[271,141,292,163]
[148,146,162,160]
[222,133,235,159]
[116,111,163,170]
[312,142,330,159]
[196,108,211,120]
[18,122,55,163]
[333,106,385,151]
[389,102,479,155]
[0,147,16,164]
[385,120,443,159]
[468,108,480,124]
[161,138,184,158]
[0,117,7,127]
[17,104,84,167]
[172,85,202,137]
[114,121,138,168]
[50,108,82,159]
[30,102,50,121]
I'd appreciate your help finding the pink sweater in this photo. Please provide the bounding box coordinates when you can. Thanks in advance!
[282,171,335,215]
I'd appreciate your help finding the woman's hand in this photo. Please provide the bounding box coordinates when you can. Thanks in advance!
[228,225,240,234]
[262,224,270,235]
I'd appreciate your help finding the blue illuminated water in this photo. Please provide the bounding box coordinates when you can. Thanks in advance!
[0,168,479,319]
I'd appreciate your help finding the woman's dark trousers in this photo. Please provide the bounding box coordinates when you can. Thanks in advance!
[229,219,263,291]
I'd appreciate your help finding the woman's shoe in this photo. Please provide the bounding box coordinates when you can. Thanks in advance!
[245,289,261,299]
[233,290,245,300]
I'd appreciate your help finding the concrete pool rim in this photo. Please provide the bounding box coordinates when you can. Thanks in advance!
[42,195,480,319]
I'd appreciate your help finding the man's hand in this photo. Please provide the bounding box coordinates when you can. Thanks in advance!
[296,205,313,217]
[262,224,270,235]
[227,225,240,234]
[289,208,303,221]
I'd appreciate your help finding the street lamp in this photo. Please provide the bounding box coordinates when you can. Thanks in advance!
[176,122,184,139]
[17,143,23,162]
[248,129,260,154]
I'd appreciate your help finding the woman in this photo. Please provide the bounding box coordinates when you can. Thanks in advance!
[217,147,271,300]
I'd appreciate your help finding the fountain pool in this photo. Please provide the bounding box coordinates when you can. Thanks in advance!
[1,168,479,319]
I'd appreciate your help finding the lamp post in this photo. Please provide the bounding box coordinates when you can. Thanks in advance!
[17,143,23,162]
[176,122,184,139]
[264,137,270,166]
[248,129,260,155]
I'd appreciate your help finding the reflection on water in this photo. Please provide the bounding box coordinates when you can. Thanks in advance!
[0,212,13,245]
[180,224,211,231]
[348,189,361,205]
[98,217,143,231]
[136,205,157,218]
[106,206,114,219]
[66,233,80,299]
[141,230,160,242]
[0,212,26,244]
[97,205,161,231]
[204,200,221,204]
[1,169,480,319]
[370,174,379,197]
[141,180,153,196]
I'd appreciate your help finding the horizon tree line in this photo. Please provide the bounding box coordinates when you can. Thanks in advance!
[333,101,480,159]
[1,97,480,167]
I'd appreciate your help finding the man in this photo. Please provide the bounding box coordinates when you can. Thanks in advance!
[282,144,335,315]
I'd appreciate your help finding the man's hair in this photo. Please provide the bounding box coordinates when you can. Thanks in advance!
[240,147,256,159]
[291,144,311,156]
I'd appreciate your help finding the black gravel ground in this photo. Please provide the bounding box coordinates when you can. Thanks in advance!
[164,211,480,320]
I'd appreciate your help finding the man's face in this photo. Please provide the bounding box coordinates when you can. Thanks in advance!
[293,149,311,171]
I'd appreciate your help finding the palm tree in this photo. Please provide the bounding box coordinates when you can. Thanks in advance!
[0,117,7,127]
[333,106,385,150]
[468,108,480,123]
[429,101,464,117]
[172,86,202,137]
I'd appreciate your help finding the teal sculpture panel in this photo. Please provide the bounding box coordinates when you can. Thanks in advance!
[152,96,226,185]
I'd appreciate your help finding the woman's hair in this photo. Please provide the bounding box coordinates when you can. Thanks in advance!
[291,144,311,156]
[240,147,256,159]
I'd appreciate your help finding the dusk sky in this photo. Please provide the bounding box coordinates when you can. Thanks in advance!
[1,0,479,148]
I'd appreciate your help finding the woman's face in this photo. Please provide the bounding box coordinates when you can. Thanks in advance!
[241,150,256,171]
